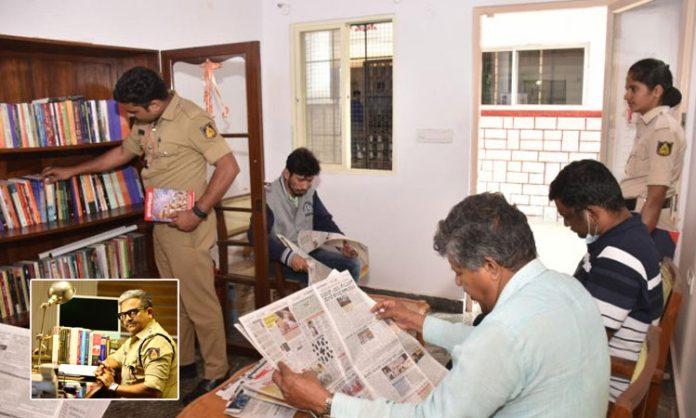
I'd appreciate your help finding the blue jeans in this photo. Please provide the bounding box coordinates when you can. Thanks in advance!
[279,248,361,283]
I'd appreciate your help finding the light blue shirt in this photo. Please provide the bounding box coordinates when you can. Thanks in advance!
[331,259,610,417]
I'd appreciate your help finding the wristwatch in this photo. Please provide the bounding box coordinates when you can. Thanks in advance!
[192,203,208,219]
[320,393,333,417]
[108,382,119,392]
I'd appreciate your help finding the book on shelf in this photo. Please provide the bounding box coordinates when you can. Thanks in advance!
[50,326,115,369]
[144,188,195,222]
[0,228,148,319]
[0,260,40,319]
[38,231,149,279]
[0,97,131,149]
[0,166,143,232]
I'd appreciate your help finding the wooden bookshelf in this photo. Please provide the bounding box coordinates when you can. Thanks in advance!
[0,204,145,244]
[0,141,122,155]
[0,35,159,326]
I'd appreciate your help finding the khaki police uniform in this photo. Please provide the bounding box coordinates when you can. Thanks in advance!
[109,319,178,398]
[620,105,685,256]
[122,92,230,380]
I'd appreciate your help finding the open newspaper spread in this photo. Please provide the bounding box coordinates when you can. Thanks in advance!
[277,230,369,284]
[234,270,447,412]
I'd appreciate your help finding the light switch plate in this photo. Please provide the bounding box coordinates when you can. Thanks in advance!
[417,128,453,143]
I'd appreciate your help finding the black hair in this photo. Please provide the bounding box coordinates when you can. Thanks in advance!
[113,66,169,106]
[433,193,537,272]
[548,159,626,213]
[286,147,321,176]
[629,58,682,107]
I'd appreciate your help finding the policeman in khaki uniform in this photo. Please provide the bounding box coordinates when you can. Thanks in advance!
[43,67,239,402]
[96,289,177,398]
[621,58,686,259]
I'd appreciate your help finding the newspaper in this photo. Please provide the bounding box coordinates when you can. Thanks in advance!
[278,230,369,284]
[219,362,296,418]
[236,271,446,406]
[0,324,110,418]
[276,234,333,284]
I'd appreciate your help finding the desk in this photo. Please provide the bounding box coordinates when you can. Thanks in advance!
[177,364,310,418]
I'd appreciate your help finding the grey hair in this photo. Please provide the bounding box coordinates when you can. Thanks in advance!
[433,193,537,271]
[118,289,153,309]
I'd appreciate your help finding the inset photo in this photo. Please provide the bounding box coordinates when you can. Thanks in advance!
[30,279,179,400]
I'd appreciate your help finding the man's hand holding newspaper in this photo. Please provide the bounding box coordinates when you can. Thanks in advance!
[272,297,430,415]
[234,271,447,416]
[372,299,427,335]
[272,362,331,414]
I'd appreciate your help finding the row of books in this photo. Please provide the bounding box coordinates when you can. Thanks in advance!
[0,97,130,149]
[0,166,144,231]
[0,231,148,319]
[41,232,149,279]
[50,326,115,366]
[0,260,37,319]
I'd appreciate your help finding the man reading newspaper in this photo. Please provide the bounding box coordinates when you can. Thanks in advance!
[249,147,361,282]
[271,193,611,417]
[235,270,448,417]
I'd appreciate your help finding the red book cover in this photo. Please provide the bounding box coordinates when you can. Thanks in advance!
[144,188,195,222]
[42,102,56,146]
[15,179,41,225]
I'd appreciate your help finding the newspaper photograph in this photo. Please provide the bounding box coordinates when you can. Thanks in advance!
[236,271,447,407]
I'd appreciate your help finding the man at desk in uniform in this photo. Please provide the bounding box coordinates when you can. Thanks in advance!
[95,289,178,398]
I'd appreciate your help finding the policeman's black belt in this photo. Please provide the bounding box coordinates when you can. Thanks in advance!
[624,197,671,211]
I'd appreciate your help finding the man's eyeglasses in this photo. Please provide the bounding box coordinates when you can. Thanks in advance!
[118,308,144,321]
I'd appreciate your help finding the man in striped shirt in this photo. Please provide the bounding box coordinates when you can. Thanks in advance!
[549,159,663,401]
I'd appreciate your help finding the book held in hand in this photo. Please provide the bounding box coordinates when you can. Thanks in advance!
[144,188,195,222]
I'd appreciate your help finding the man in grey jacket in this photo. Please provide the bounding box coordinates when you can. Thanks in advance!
[251,148,360,282]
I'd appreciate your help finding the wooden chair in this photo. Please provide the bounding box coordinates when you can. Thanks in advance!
[609,257,684,418]
[643,258,684,417]
[214,194,303,341]
[610,325,662,418]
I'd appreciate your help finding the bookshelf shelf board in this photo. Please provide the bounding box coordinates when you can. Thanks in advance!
[0,141,122,155]
[0,204,145,244]
[1,311,29,327]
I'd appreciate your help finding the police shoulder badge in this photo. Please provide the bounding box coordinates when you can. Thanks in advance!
[201,122,218,139]
[146,347,160,360]
[657,141,673,156]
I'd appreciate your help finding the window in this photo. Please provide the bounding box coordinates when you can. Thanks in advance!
[482,47,584,105]
[293,19,393,171]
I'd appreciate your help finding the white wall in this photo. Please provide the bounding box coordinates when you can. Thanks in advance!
[672,18,696,418]
[4,0,696,415]
[0,0,261,50]
[481,7,607,109]
[260,0,477,299]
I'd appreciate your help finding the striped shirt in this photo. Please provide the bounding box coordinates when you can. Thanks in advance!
[574,213,662,401]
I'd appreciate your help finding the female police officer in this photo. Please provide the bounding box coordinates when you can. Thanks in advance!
[621,58,685,259]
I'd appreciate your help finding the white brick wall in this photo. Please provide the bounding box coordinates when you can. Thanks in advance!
[478,113,602,220]
[480,116,503,128]
[507,172,529,184]
[513,117,535,129]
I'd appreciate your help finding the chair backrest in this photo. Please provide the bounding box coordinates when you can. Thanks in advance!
[611,325,662,418]
[657,257,684,370]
